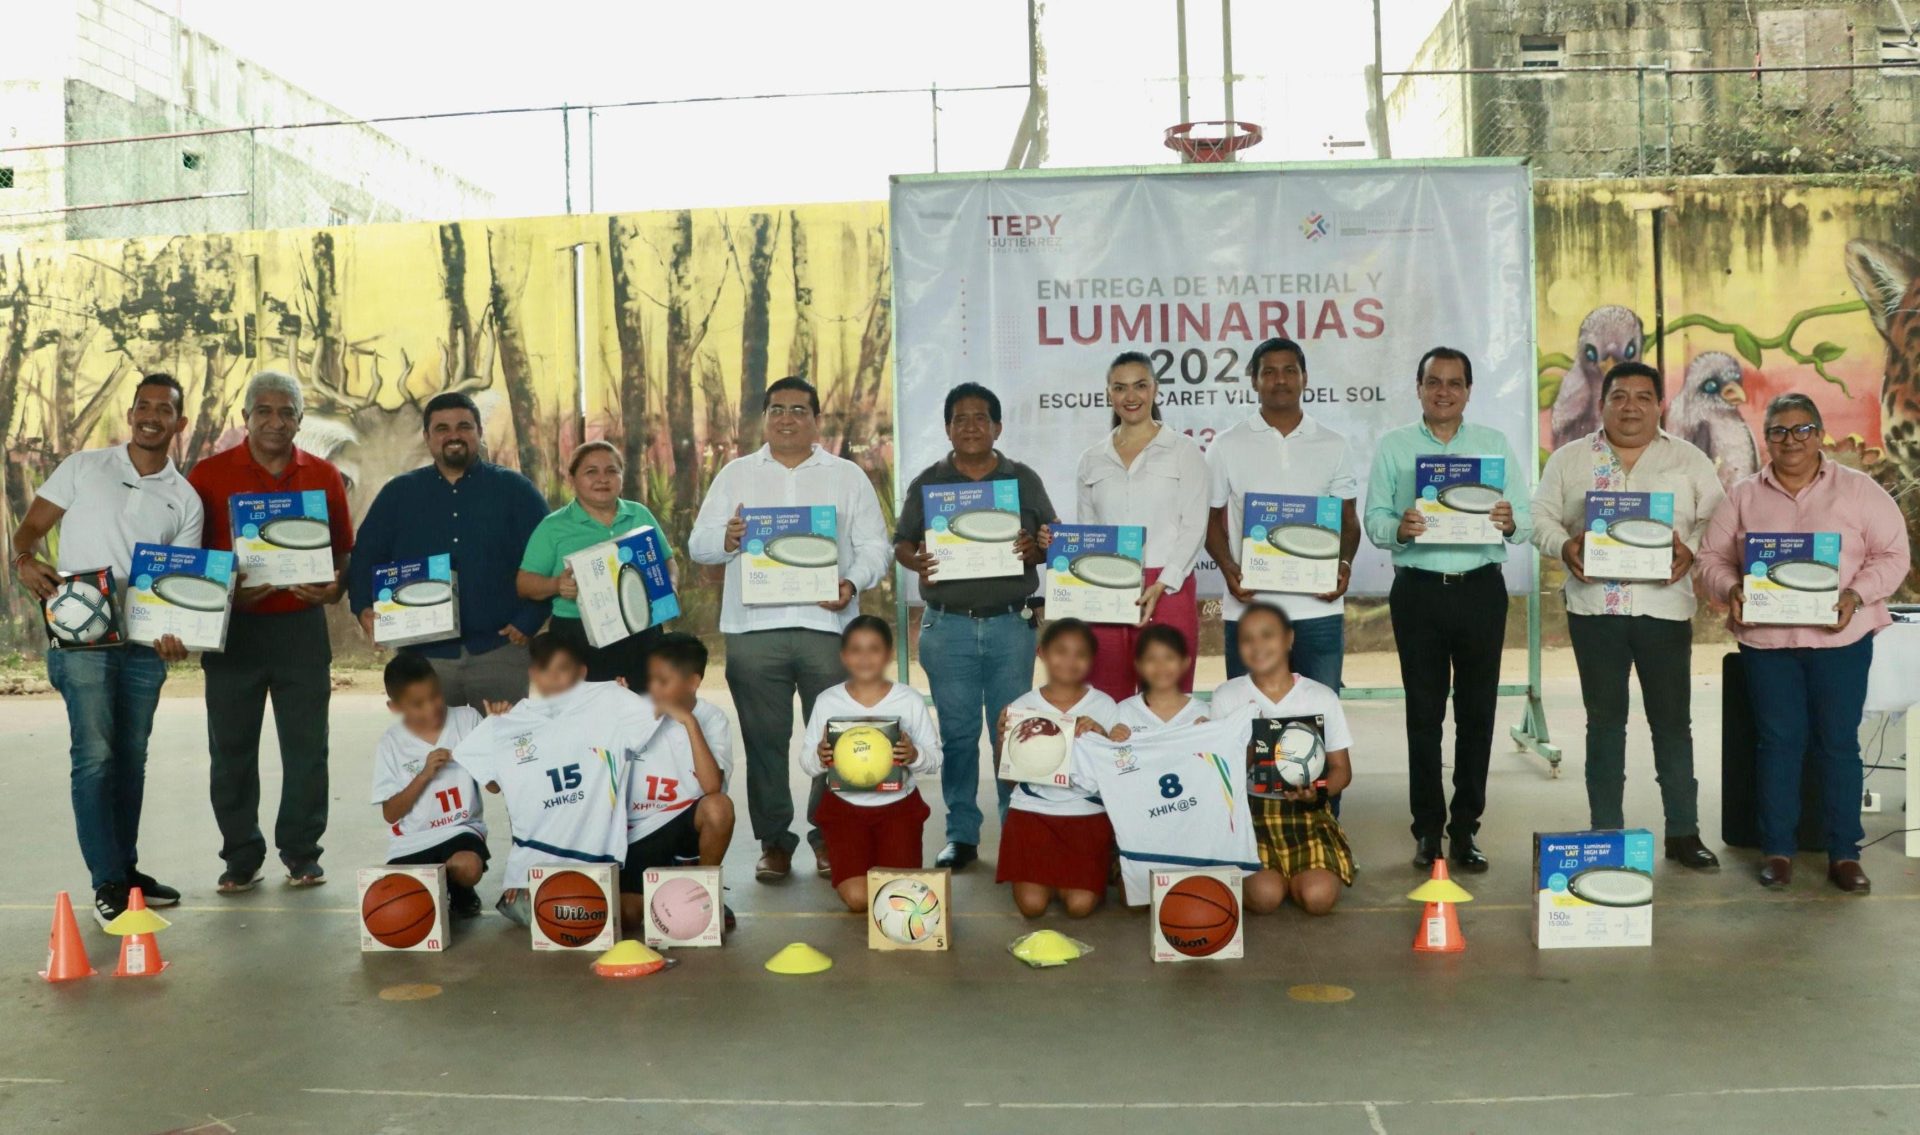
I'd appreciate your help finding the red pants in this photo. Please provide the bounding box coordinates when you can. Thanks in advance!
[1086,567,1198,702]
[815,788,930,887]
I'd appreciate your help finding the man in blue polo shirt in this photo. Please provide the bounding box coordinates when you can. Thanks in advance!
[1364,346,1533,874]
[348,392,550,706]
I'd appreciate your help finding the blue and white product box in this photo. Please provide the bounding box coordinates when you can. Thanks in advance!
[1045,524,1146,624]
[372,556,461,648]
[126,543,236,652]
[922,479,1024,582]
[564,525,680,648]
[229,490,335,586]
[1582,491,1675,581]
[1743,532,1843,626]
[1413,455,1506,545]
[1240,493,1342,595]
[1532,829,1654,950]
[741,506,842,606]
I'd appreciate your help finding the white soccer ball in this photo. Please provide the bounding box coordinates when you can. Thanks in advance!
[46,579,115,645]
[1274,722,1328,789]
[871,878,943,946]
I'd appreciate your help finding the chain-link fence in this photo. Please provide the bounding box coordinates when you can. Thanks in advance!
[1385,61,1920,178]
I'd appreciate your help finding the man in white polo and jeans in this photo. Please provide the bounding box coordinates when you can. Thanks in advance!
[9,373,201,927]
[690,376,890,883]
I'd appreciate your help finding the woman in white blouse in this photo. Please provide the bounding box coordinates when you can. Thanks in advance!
[1073,351,1211,700]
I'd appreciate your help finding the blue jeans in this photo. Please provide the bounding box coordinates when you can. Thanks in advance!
[1225,613,1346,689]
[1740,635,1874,861]
[919,608,1036,844]
[46,645,168,889]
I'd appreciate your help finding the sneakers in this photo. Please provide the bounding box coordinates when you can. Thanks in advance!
[285,861,326,887]
[450,885,484,918]
[93,882,130,929]
[217,867,260,894]
[128,871,180,907]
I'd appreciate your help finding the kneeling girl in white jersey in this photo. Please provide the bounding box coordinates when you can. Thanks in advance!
[1209,602,1354,916]
[997,618,1123,919]
[802,616,942,913]
[1115,625,1209,734]
[619,632,735,930]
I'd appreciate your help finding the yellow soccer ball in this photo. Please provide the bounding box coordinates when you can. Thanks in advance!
[832,726,893,789]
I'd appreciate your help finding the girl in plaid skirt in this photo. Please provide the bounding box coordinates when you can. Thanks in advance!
[1209,603,1355,916]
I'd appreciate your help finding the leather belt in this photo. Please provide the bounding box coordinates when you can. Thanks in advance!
[1395,563,1502,585]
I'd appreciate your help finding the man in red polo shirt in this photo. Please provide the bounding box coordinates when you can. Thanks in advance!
[188,370,354,893]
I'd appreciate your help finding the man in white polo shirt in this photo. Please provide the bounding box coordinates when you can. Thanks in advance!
[1205,338,1361,688]
[10,374,203,927]
[689,376,890,882]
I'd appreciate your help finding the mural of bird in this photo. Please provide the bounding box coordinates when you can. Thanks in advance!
[1665,351,1759,491]
[1552,304,1646,445]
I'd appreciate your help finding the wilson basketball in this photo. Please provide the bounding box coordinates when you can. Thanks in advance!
[1156,875,1239,958]
[534,870,610,947]
[361,873,436,949]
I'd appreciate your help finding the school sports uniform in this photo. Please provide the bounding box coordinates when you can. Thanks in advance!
[451,682,663,888]
[800,682,942,887]
[997,688,1120,894]
[1210,675,1356,885]
[371,706,489,876]
[1076,718,1261,905]
[621,698,733,890]
[1114,693,1208,734]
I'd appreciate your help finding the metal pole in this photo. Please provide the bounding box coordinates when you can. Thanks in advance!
[586,108,597,213]
[571,243,589,440]
[1176,0,1191,129]
[1636,67,1647,176]
[1370,0,1392,158]
[1220,0,1234,142]
[930,83,941,172]
[561,103,573,214]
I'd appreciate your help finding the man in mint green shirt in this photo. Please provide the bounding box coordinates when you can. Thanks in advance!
[517,440,673,688]
[1364,347,1531,875]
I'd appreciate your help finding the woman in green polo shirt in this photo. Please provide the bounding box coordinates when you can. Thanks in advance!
[517,440,674,686]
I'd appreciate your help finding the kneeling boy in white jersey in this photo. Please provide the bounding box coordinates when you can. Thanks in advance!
[453,633,663,928]
[618,632,735,929]
[372,654,489,917]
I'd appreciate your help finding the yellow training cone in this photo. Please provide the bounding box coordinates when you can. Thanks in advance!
[592,939,668,978]
[764,942,833,975]
[1009,929,1091,968]
[1406,858,1474,905]
[104,908,171,936]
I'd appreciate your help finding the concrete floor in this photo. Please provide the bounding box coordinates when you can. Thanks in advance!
[1,654,1917,1135]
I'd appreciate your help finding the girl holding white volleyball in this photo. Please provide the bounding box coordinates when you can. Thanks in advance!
[995,619,1121,919]
[802,616,942,912]
[1073,351,1211,701]
[1210,603,1354,916]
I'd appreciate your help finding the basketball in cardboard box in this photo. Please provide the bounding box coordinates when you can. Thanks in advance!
[1150,868,1243,962]
[358,865,448,952]
[867,868,949,952]
[529,863,618,951]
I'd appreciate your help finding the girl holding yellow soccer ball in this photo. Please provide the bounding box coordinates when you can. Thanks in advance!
[802,616,943,912]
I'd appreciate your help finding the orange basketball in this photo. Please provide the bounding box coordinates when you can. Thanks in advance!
[533,870,610,948]
[1157,875,1239,958]
[361,873,436,949]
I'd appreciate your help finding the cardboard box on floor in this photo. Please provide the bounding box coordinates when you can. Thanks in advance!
[641,866,723,949]
[1532,829,1654,949]
[867,868,950,952]
[529,863,619,952]
[357,865,448,953]
[1150,867,1244,963]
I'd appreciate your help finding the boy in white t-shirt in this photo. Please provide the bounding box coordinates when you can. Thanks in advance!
[370,654,488,917]
[618,633,735,930]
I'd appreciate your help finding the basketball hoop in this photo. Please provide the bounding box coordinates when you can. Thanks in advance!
[1164,121,1265,163]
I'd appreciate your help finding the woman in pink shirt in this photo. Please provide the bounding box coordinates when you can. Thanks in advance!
[1696,393,1910,894]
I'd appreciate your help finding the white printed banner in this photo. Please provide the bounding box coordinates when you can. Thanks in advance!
[891,162,1536,597]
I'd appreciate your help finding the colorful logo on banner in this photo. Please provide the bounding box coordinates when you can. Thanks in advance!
[1301,212,1330,241]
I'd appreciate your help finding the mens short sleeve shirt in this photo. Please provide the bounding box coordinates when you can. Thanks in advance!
[1206,412,1359,623]
[35,445,204,584]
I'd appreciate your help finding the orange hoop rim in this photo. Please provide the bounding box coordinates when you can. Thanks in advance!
[1164,120,1265,162]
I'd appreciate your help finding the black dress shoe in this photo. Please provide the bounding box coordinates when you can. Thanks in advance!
[1664,834,1721,871]
[934,842,978,871]
[1412,837,1443,870]
[1449,836,1489,873]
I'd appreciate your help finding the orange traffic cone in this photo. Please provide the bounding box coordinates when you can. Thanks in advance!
[40,891,96,983]
[106,887,170,977]
[1407,859,1473,954]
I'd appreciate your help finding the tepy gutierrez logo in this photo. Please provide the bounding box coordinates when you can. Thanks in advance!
[987,213,1065,252]
[1300,211,1331,241]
